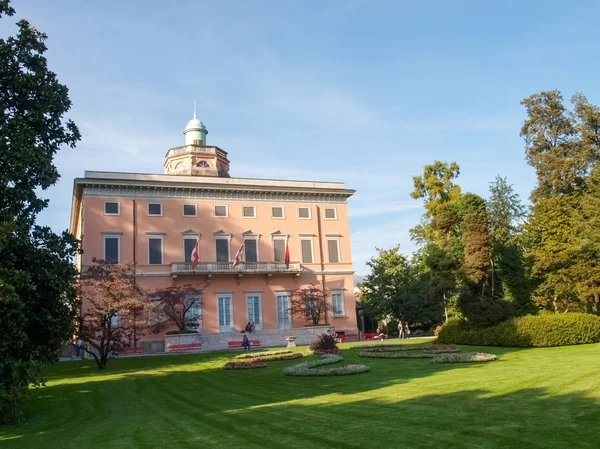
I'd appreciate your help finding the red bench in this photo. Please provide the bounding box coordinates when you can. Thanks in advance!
[336,333,359,343]
[118,346,143,355]
[167,343,202,353]
[364,333,387,340]
[228,340,261,349]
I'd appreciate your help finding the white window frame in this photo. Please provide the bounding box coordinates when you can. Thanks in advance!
[272,235,287,262]
[183,235,199,263]
[241,205,257,219]
[147,235,164,265]
[297,206,312,220]
[276,292,292,330]
[214,235,231,262]
[331,290,345,317]
[104,201,120,216]
[243,235,259,263]
[299,236,315,264]
[111,312,121,328]
[213,204,229,218]
[183,204,197,217]
[270,206,286,219]
[147,202,163,216]
[184,293,202,331]
[217,294,233,332]
[103,233,120,263]
[326,237,341,263]
[246,293,262,330]
[324,207,338,220]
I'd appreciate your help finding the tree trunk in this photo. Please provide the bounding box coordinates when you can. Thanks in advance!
[552,297,558,313]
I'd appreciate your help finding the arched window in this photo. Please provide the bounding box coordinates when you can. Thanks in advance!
[196,160,210,168]
[175,162,185,170]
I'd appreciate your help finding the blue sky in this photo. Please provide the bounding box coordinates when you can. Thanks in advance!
[2,0,600,273]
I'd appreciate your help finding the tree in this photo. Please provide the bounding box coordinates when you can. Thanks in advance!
[290,285,329,326]
[488,176,526,244]
[78,260,147,369]
[150,285,203,333]
[0,1,81,423]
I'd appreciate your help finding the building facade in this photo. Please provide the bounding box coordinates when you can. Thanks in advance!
[69,114,357,351]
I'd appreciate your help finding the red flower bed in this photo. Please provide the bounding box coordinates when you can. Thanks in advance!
[312,348,340,355]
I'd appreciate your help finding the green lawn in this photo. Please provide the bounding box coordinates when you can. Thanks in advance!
[1,338,599,449]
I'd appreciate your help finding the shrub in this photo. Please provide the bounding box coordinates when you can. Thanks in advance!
[310,348,340,355]
[309,333,338,352]
[437,313,600,347]
[431,352,497,363]
[253,353,303,362]
[235,350,292,360]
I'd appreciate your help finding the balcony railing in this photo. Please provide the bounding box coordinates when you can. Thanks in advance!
[171,261,302,274]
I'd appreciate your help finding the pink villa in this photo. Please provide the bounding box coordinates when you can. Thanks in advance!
[69,113,358,352]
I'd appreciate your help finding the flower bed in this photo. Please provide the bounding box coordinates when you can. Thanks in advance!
[235,349,292,359]
[283,354,369,377]
[350,344,431,352]
[253,353,303,362]
[431,352,497,363]
[224,360,267,370]
[359,350,434,359]
[308,348,340,355]
[424,344,460,354]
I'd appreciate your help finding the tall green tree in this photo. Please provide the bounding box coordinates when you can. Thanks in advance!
[0,2,80,422]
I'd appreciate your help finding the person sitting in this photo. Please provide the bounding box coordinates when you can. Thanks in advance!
[245,322,252,334]
[242,334,251,351]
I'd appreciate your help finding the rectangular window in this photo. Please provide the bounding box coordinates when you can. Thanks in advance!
[271,206,285,219]
[148,237,163,265]
[111,313,121,328]
[103,235,120,263]
[183,204,197,216]
[300,238,314,263]
[104,202,119,215]
[276,294,291,329]
[215,238,229,262]
[183,237,197,263]
[244,238,258,263]
[324,208,337,220]
[327,238,340,263]
[246,294,261,329]
[148,203,162,216]
[298,207,311,219]
[184,293,201,331]
[273,237,286,262]
[332,292,344,316]
[214,205,228,217]
[242,206,256,218]
[218,295,232,332]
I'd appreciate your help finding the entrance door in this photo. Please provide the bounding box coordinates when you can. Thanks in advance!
[276,294,291,329]
[218,295,232,332]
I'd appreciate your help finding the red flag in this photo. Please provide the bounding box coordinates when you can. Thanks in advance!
[285,240,290,269]
[233,242,244,267]
[190,239,199,269]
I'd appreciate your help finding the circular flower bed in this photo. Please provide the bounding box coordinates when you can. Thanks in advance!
[235,349,292,360]
[283,354,370,377]
[431,352,497,363]
[224,360,267,370]
[424,344,460,354]
[350,344,431,352]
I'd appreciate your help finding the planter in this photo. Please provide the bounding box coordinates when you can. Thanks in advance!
[165,332,201,350]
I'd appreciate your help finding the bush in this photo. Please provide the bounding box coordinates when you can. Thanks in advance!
[431,352,497,363]
[223,360,267,370]
[437,313,600,347]
[309,333,338,352]
[252,353,303,362]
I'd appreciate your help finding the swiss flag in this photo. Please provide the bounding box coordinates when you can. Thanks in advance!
[190,240,199,269]
[284,240,290,269]
[233,242,244,267]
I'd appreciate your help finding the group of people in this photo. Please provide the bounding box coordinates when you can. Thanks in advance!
[244,321,256,334]
[398,321,411,339]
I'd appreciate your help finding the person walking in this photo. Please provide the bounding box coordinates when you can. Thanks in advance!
[75,337,84,359]
[242,334,251,350]
[397,321,404,339]
[404,323,411,339]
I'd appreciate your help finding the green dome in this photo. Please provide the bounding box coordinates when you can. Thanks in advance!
[184,118,207,133]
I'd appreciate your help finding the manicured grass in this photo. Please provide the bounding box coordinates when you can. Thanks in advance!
[1,338,599,449]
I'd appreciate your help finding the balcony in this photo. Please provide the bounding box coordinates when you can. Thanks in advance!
[171,261,302,275]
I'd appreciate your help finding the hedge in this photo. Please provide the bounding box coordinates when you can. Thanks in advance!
[437,313,600,347]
